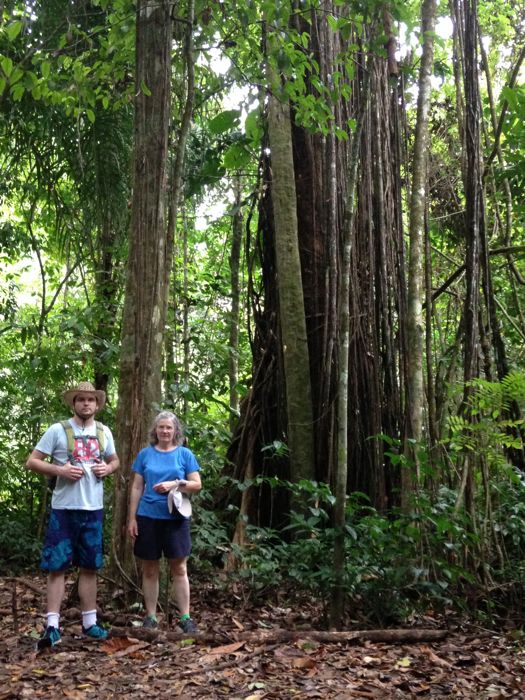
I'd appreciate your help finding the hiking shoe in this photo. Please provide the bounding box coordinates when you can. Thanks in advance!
[178,617,197,634]
[82,623,109,640]
[37,626,61,650]
[142,615,158,629]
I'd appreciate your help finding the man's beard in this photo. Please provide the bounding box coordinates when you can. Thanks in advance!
[74,408,95,421]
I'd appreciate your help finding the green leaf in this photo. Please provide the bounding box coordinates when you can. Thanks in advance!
[245,109,262,144]
[11,83,25,101]
[6,21,23,41]
[327,15,339,31]
[208,109,240,135]
[86,109,96,123]
[140,80,151,96]
[41,61,51,80]
[1,56,13,78]
[223,142,251,170]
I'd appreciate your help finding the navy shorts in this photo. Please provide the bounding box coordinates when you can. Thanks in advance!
[134,515,192,560]
[41,508,104,572]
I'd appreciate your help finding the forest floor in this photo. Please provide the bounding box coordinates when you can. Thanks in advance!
[1,574,525,699]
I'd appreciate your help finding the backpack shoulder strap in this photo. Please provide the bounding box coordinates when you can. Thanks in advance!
[95,421,106,452]
[60,419,75,456]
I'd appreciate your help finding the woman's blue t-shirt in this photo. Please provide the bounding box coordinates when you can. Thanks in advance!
[132,445,200,519]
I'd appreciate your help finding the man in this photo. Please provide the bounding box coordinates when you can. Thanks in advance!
[26,381,119,649]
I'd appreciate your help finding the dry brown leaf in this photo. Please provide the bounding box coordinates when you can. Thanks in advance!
[112,642,150,658]
[208,640,246,655]
[232,616,245,631]
[420,644,453,668]
[100,636,142,653]
[291,656,317,669]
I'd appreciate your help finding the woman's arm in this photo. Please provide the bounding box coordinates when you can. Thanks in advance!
[127,472,145,539]
[153,470,202,494]
[178,470,202,494]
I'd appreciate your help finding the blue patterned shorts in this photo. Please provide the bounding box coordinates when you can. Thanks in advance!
[41,509,104,572]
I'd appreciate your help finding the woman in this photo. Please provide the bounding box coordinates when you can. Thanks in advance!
[127,411,202,631]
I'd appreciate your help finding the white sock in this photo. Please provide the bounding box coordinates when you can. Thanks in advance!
[46,612,60,629]
[82,610,97,629]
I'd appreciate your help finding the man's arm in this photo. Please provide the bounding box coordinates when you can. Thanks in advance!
[26,450,84,482]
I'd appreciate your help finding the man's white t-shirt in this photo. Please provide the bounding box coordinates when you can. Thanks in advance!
[35,419,116,510]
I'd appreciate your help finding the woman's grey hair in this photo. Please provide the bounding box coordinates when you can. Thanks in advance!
[149,411,184,446]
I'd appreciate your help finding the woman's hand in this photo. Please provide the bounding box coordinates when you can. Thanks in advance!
[153,480,182,494]
[127,517,138,539]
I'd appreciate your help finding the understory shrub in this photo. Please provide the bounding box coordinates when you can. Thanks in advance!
[0,506,41,574]
[218,472,525,625]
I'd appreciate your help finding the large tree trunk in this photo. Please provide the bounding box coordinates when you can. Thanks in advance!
[267,57,316,486]
[222,4,406,525]
[111,0,173,581]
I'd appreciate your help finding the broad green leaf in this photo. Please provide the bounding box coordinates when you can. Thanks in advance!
[244,109,262,144]
[7,21,23,41]
[86,109,96,123]
[11,83,24,101]
[1,56,13,78]
[208,110,240,135]
[41,61,51,80]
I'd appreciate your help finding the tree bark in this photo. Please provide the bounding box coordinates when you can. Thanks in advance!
[267,59,316,485]
[330,59,369,630]
[404,0,437,501]
[111,0,173,581]
[228,176,243,434]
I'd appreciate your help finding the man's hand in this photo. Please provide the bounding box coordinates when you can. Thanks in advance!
[91,459,113,480]
[63,461,85,481]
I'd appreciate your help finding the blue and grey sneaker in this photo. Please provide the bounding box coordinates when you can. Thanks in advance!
[178,617,197,634]
[82,623,109,640]
[37,626,61,650]
[142,615,158,629]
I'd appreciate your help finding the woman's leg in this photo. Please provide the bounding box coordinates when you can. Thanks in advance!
[141,559,161,616]
[169,557,190,617]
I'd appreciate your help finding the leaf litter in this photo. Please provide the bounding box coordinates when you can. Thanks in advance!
[1,575,525,698]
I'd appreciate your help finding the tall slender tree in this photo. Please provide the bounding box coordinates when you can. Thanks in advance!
[111,0,173,579]
[266,30,316,486]
[404,0,438,500]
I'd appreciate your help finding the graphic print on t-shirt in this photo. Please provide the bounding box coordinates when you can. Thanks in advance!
[72,436,100,465]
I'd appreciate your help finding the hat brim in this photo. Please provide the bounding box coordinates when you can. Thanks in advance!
[168,489,192,518]
[62,389,106,411]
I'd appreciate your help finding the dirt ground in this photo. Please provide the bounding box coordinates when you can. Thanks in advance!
[1,574,525,698]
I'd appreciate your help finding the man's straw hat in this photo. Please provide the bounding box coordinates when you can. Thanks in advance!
[62,381,106,411]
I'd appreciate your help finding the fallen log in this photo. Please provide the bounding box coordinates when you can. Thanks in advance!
[109,626,447,645]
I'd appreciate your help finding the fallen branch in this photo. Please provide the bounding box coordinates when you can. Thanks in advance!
[109,626,447,645]
[4,577,45,596]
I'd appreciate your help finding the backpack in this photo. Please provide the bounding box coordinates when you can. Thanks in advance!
[60,419,106,461]
[48,421,106,490]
